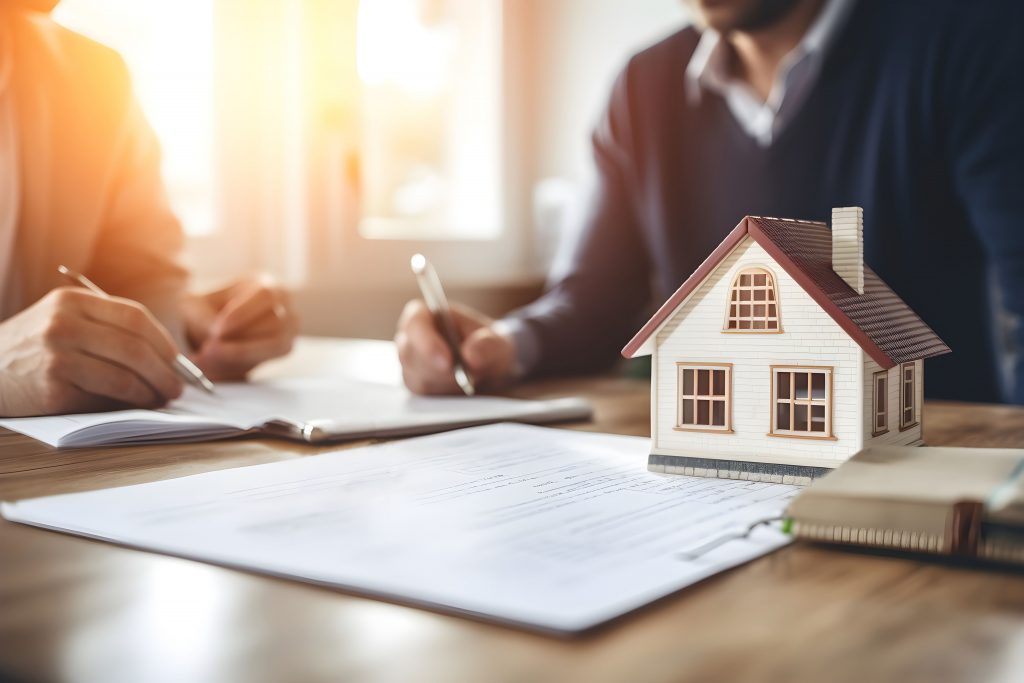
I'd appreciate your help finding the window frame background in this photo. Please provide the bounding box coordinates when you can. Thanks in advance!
[674,362,733,433]
[58,0,693,338]
[769,365,835,440]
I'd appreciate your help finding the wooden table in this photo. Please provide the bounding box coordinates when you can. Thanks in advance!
[2,338,1024,683]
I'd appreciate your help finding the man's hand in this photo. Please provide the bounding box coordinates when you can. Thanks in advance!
[182,277,298,381]
[0,288,185,417]
[395,300,518,395]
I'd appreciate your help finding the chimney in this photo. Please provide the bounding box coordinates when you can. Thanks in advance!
[831,206,864,294]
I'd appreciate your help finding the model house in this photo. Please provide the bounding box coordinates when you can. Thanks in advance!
[622,208,951,483]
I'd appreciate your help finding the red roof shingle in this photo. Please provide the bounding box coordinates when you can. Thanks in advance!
[621,216,951,368]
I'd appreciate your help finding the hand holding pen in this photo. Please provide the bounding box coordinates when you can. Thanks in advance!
[0,267,212,417]
[395,254,519,396]
[59,266,215,394]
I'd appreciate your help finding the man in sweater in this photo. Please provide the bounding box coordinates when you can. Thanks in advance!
[396,0,1024,403]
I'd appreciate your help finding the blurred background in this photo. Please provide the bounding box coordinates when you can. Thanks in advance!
[54,0,691,338]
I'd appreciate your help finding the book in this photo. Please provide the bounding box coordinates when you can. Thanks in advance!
[786,446,1024,564]
[0,377,592,448]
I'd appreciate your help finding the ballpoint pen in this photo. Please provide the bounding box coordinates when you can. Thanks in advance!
[410,253,475,396]
[57,265,217,395]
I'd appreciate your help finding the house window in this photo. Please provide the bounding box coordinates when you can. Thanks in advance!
[725,268,780,331]
[771,366,833,438]
[873,370,888,436]
[676,363,732,432]
[900,362,918,430]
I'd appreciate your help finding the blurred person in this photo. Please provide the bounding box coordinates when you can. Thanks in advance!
[0,1,298,416]
[396,0,1024,403]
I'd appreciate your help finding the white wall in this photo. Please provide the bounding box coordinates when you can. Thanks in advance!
[526,0,690,182]
[522,0,691,271]
[652,237,864,468]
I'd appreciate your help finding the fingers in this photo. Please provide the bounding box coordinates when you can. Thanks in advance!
[182,280,298,380]
[59,288,179,363]
[210,281,291,340]
[396,300,463,395]
[192,334,295,381]
[64,316,184,403]
[461,327,516,389]
[39,288,183,407]
[449,303,493,338]
[394,299,507,395]
[56,349,168,408]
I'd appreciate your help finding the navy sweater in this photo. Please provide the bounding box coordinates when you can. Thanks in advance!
[513,0,1024,403]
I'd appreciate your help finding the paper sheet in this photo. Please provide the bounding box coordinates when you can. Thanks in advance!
[2,424,798,632]
[0,378,590,447]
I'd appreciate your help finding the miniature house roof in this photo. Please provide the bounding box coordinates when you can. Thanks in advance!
[621,215,951,369]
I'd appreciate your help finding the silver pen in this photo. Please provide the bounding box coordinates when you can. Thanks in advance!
[57,265,216,395]
[410,254,475,396]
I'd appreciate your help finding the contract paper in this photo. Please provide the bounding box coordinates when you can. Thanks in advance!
[0,378,590,447]
[1,424,799,633]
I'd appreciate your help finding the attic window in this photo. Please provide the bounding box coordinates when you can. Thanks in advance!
[725,268,780,331]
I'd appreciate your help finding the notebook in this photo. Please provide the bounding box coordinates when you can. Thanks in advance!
[786,446,1024,564]
[0,377,592,448]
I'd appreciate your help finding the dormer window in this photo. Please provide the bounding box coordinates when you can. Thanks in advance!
[725,268,780,331]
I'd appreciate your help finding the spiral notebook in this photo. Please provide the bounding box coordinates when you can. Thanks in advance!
[786,446,1024,564]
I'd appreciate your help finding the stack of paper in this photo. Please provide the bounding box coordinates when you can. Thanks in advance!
[2,424,798,633]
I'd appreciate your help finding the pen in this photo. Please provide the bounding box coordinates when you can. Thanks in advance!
[410,253,476,396]
[57,265,217,395]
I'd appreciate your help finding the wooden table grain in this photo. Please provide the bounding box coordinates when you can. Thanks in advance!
[2,339,1024,683]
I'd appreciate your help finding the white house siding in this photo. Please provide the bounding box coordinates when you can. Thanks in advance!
[862,355,923,446]
[652,237,863,469]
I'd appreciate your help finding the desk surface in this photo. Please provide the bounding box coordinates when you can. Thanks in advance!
[2,338,1024,683]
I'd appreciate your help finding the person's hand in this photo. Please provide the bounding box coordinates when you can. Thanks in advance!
[182,277,298,381]
[395,300,518,395]
[0,288,184,416]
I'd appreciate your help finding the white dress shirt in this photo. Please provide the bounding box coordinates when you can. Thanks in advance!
[684,0,856,147]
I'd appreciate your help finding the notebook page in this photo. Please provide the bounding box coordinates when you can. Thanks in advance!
[0,378,590,448]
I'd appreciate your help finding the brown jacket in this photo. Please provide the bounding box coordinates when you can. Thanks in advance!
[1,9,186,330]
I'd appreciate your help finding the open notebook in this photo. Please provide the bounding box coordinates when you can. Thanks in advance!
[0,377,592,448]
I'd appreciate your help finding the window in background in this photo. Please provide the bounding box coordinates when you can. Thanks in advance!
[53,0,216,237]
[356,0,502,240]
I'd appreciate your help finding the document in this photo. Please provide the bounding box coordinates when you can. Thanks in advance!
[2,424,798,633]
[0,378,591,447]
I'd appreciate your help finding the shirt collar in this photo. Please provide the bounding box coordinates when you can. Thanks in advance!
[685,0,856,107]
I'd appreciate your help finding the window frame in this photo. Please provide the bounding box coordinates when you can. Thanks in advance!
[872,370,889,436]
[899,362,918,431]
[675,362,733,433]
[769,365,835,440]
[723,267,783,333]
